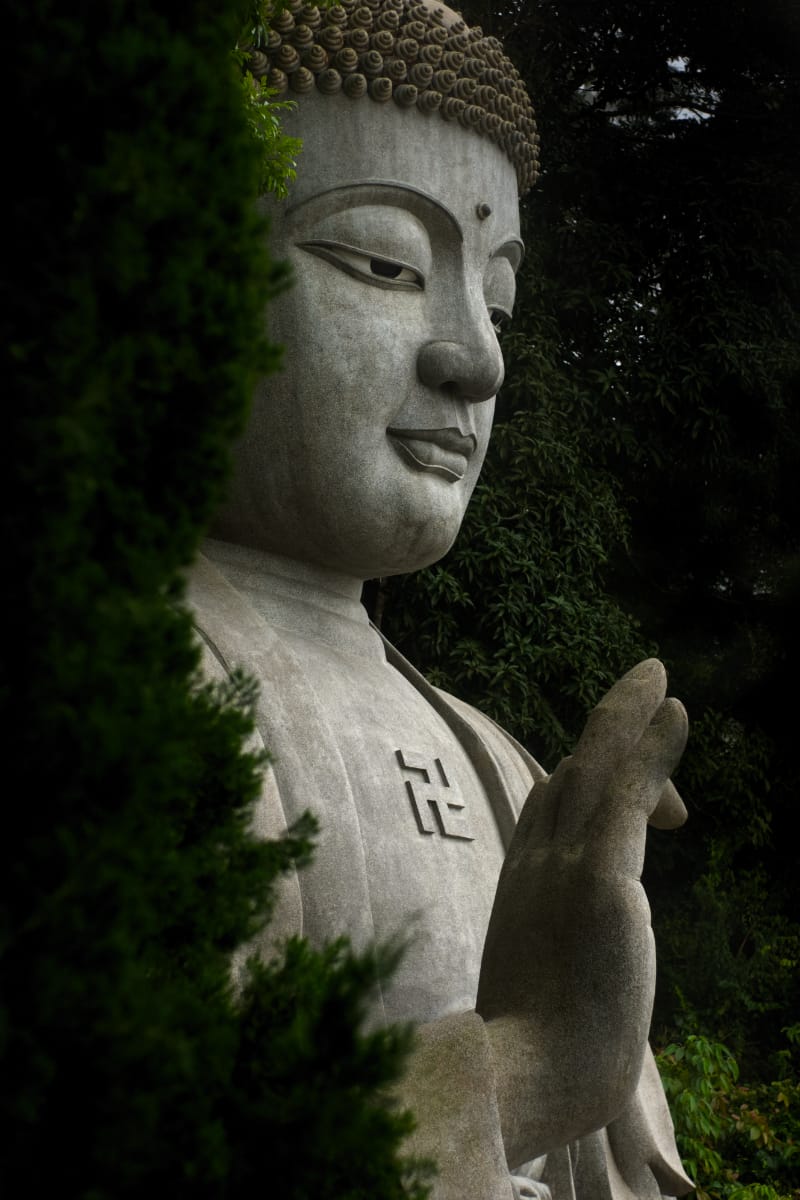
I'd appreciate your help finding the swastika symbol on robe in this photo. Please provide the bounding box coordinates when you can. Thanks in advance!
[394,749,474,841]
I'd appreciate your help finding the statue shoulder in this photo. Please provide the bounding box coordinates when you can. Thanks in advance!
[184,551,305,952]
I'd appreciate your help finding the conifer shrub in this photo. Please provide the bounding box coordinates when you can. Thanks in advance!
[2,2,425,1195]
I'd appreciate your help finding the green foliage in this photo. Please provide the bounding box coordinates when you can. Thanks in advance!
[237,73,302,197]
[657,1035,800,1200]
[380,13,800,1196]
[403,0,800,1078]
[653,839,799,1073]
[234,1,345,196]
[658,1036,740,1196]
[233,939,432,1198]
[384,363,651,763]
[2,0,423,1195]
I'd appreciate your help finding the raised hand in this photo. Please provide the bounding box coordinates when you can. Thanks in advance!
[477,660,688,1168]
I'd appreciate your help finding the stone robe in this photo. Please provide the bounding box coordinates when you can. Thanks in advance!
[187,543,692,1200]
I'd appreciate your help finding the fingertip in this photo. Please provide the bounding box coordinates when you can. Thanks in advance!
[673,696,689,732]
[653,696,689,749]
[622,658,666,685]
[649,780,688,829]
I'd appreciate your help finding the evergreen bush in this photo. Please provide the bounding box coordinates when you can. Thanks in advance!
[1,2,425,1195]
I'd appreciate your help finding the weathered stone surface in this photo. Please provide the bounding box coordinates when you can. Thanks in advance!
[212,90,520,580]
[190,5,694,1195]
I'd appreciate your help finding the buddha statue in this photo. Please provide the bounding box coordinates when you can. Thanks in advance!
[187,3,694,1197]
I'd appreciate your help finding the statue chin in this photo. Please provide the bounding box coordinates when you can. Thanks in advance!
[211,459,474,582]
[289,512,464,581]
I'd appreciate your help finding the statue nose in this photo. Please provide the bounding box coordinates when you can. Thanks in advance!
[417,336,505,403]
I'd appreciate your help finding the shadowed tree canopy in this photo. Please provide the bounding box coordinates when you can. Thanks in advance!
[381,0,800,1077]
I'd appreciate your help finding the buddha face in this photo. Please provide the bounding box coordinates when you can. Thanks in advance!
[214,91,522,580]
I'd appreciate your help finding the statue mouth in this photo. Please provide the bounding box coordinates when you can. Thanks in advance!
[387,428,477,483]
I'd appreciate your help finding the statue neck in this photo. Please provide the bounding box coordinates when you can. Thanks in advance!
[201,537,385,662]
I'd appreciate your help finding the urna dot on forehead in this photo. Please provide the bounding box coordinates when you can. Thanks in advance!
[248,0,539,194]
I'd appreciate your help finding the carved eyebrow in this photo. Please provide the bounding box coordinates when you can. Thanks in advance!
[286,179,464,242]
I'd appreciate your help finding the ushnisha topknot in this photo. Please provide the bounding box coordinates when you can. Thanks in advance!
[248,0,539,193]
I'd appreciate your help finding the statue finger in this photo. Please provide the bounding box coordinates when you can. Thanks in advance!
[508,674,685,855]
[542,660,668,842]
[649,779,688,830]
[504,770,562,864]
[638,697,688,803]
[609,697,687,816]
[573,659,668,781]
[592,697,688,874]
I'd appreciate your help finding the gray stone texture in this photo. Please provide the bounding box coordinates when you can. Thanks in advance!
[189,9,694,1195]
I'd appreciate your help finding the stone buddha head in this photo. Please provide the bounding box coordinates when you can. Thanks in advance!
[213,0,538,582]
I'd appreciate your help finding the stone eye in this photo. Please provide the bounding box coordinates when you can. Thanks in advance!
[484,256,517,333]
[369,257,419,283]
[371,258,402,279]
[299,240,424,291]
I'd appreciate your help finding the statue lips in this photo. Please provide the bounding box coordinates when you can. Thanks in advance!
[387,427,478,483]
